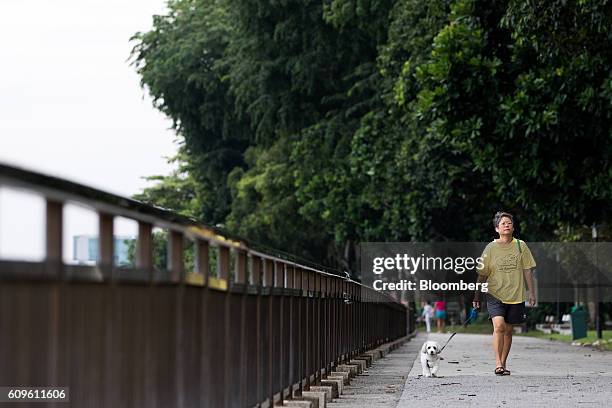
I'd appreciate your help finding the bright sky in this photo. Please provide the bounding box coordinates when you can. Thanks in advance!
[0,0,178,261]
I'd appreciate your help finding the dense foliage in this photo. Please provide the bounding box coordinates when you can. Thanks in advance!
[131,0,612,273]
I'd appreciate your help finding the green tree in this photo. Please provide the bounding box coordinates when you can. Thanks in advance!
[131,0,612,274]
[132,147,200,218]
[131,0,251,225]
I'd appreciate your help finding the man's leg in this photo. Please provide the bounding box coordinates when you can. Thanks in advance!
[501,323,513,367]
[492,316,506,368]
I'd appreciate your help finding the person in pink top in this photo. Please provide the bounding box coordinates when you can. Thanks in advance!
[434,300,446,333]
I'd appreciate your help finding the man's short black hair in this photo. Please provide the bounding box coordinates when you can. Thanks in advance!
[493,211,514,228]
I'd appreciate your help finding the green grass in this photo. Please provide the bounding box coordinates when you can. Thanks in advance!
[416,324,612,351]
[519,330,612,351]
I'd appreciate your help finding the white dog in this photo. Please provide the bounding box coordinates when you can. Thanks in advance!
[420,340,441,377]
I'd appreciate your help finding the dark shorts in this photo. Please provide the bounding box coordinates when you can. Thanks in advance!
[486,294,526,324]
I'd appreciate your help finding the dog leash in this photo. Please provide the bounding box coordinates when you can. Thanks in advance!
[438,332,457,353]
[438,308,478,353]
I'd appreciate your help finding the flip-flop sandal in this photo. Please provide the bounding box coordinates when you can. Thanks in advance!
[502,368,511,375]
[494,366,505,375]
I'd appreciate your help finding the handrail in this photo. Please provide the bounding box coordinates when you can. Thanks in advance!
[0,161,401,302]
[0,161,409,407]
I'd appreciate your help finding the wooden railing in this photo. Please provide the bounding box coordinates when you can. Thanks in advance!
[0,162,408,407]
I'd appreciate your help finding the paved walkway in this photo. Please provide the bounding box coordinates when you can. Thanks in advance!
[330,332,612,407]
[328,339,421,407]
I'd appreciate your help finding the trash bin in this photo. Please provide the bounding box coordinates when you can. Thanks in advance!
[570,306,588,340]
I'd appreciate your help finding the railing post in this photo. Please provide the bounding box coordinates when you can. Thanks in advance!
[332,277,337,368]
[286,265,294,396]
[366,289,369,347]
[338,277,343,362]
[98,212,114,274]
[264,259,274,286]
[342,278,347,362]
[352,283,356,350]
[197,239,211,407]
[324,276,331,376]
[235,249,247,284]
[307,270,314,385]
[286,265,294,289]
[274,261,284,287]
[294,268,303,394]
[264,259,274,405]
[136,221,153,271]
[235,248,248,407]
[315,273,321,384]
[170,230,185,407]
[195,239,209,280]
[275,261,286,402]
[218,246,229,281]
[359,284,364,352]
[217,245,230,408]
[251,255,261,286]
[44,198,62,388]
[168,230,184,281]
[45,199,63,263]
[250,255,262,405]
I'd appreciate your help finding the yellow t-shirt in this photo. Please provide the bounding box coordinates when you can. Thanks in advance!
[476,238,536,304]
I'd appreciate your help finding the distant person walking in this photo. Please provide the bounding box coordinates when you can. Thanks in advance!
[434,300,446,333]
[422,301,434,333]
[473,211,536,376]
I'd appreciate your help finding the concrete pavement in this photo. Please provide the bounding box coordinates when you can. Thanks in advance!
[399,332,612,407]
[328,331,612,407]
